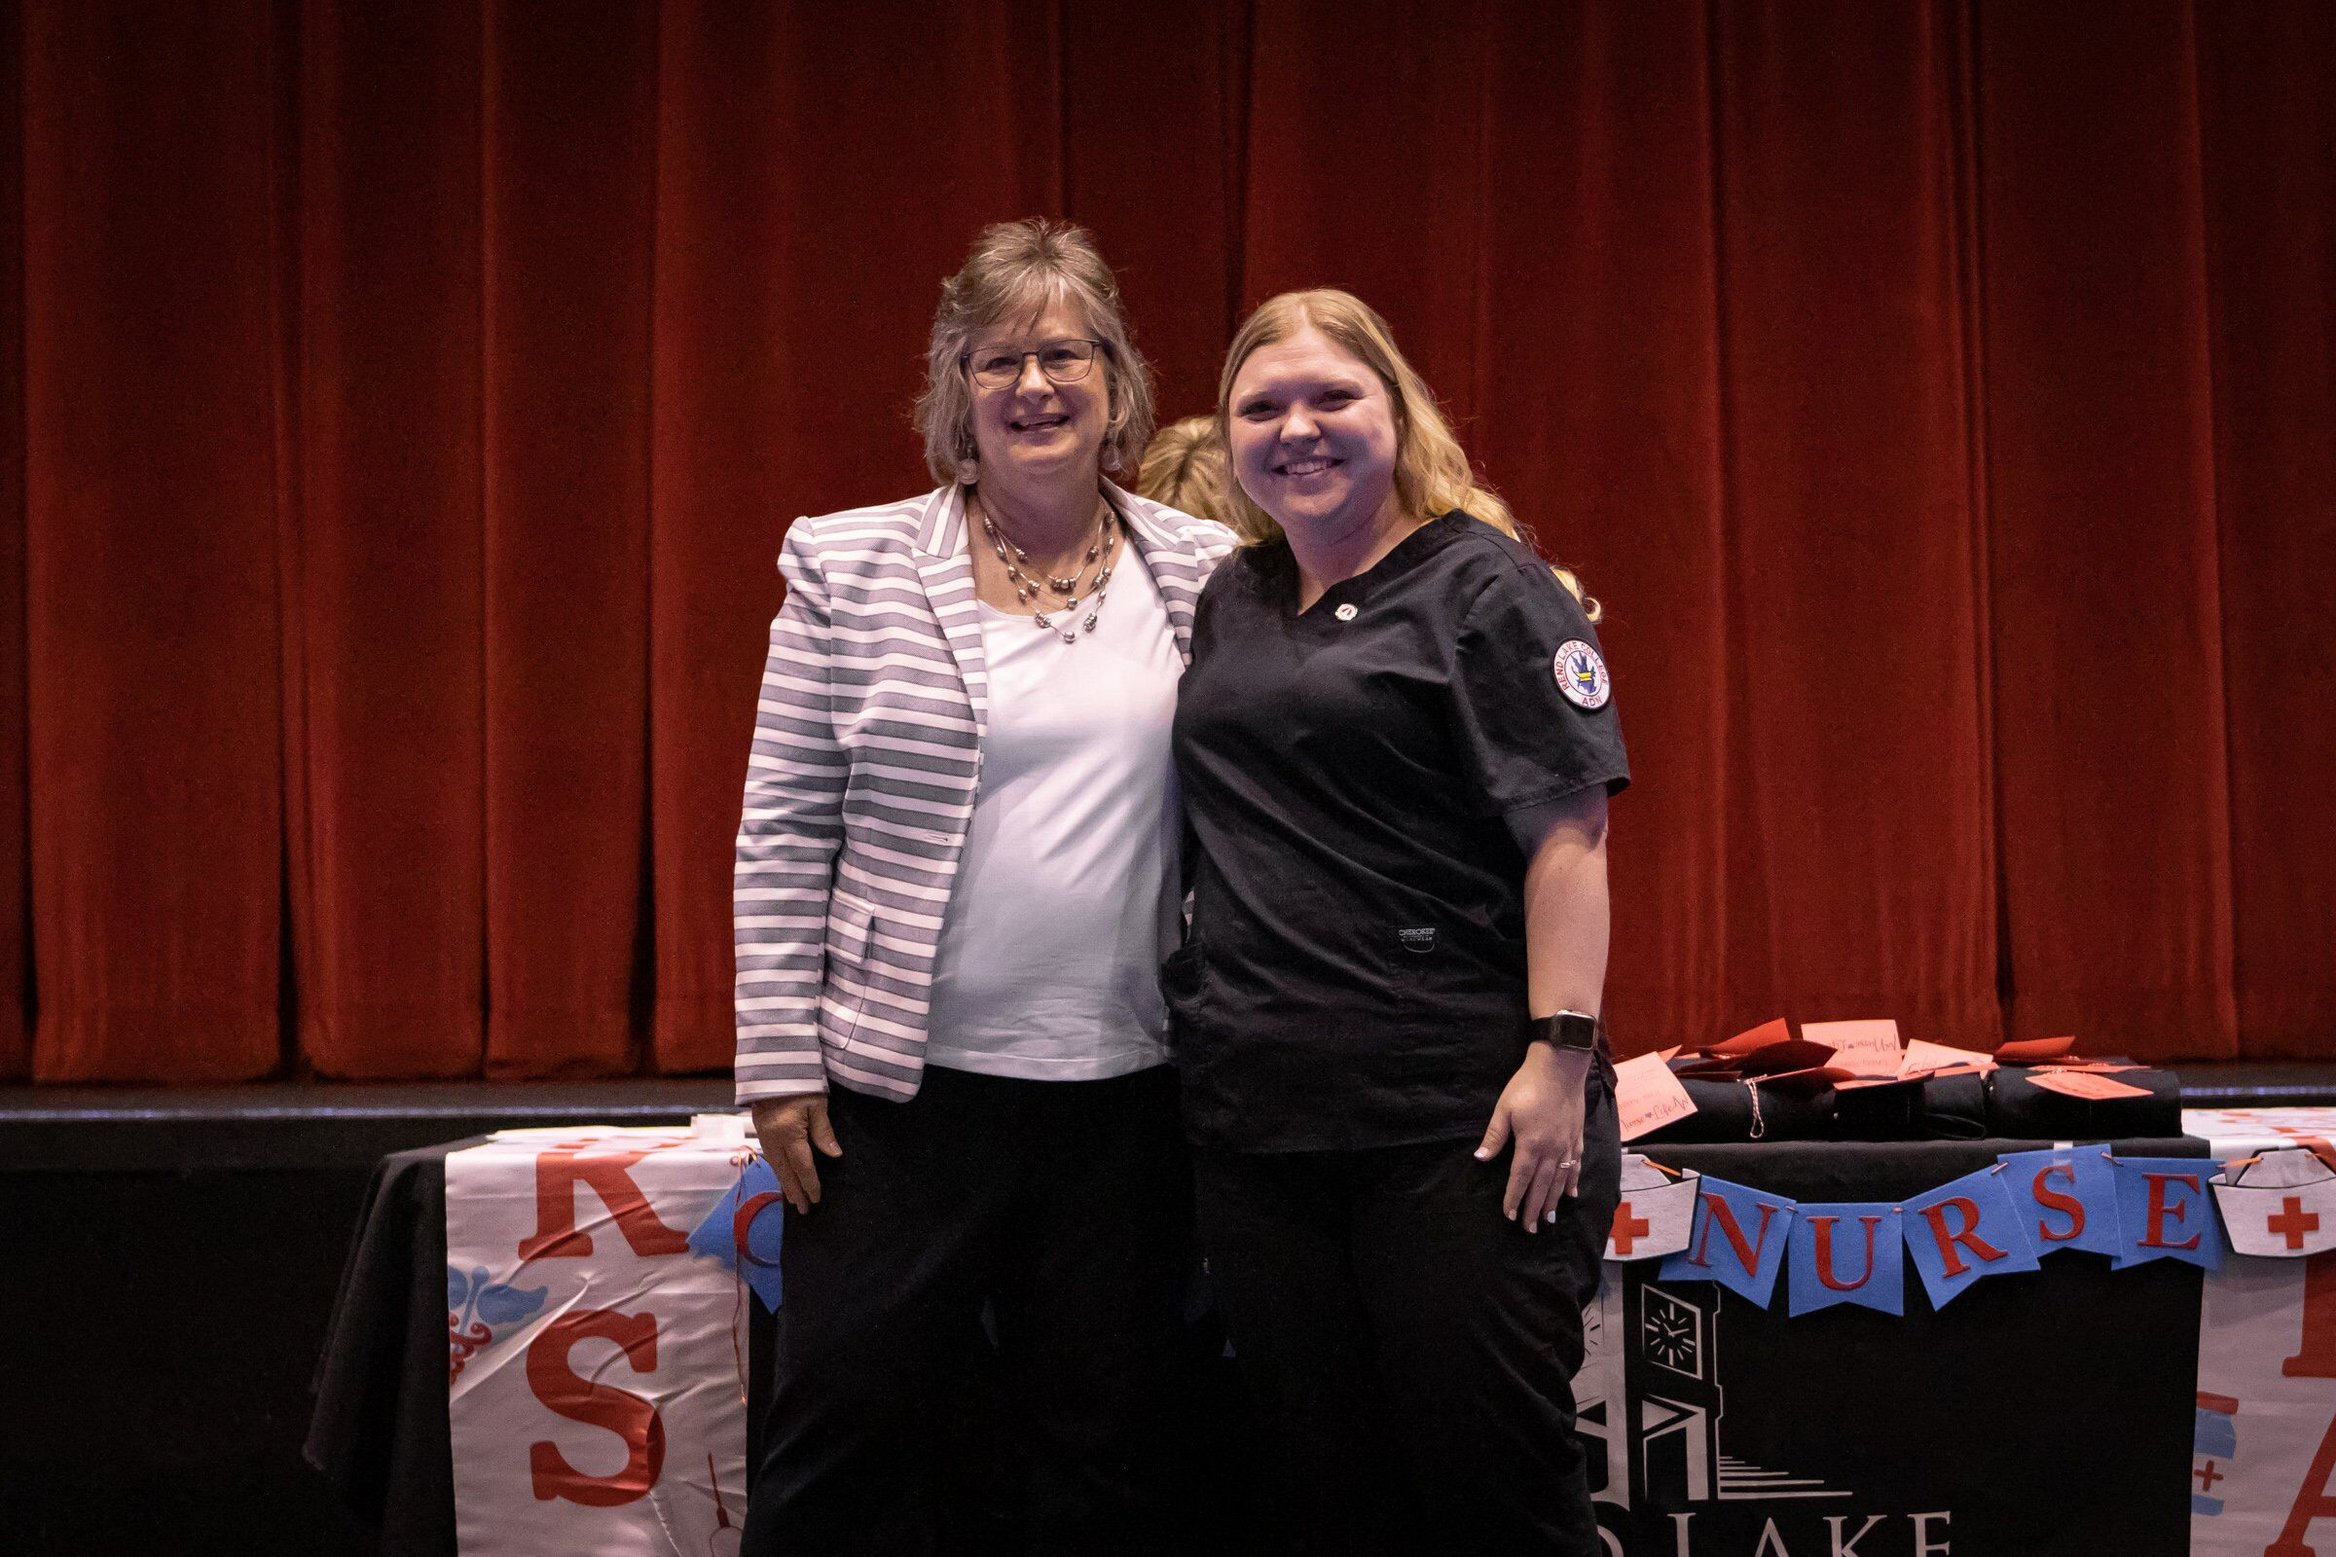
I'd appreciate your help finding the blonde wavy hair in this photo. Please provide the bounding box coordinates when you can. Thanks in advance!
[1216,288,1596,618]
[1133,415,1232,526]
[915,219,1156,486]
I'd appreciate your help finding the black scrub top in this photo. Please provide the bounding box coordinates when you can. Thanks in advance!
[1167,512,1629,1152]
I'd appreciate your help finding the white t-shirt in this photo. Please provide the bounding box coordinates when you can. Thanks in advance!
[922,546,1183,1080]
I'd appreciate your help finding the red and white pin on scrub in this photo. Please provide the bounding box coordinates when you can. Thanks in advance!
[1554,640,1611,709]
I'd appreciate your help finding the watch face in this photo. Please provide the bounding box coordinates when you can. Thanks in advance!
[1549,1013,1600,1051]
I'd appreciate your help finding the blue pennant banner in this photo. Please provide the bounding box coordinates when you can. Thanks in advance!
[1902,1164,2040,1309]
[1659,1175,1798,1307]
[2109,1156,2226,1272]
[1998,1145,2124,1258]
[687,1156,787,1309]
[1786,1203,1905,1316]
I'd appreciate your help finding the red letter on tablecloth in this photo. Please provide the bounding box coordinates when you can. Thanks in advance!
[1810,1215,1882,1292]
[519,1150,691,1259]
[2269,1408,2336,1557]
[2030,1164,2085,1243]
[526,1309,666,1506]
[2138,1172,2202,1251]
[1917,1197,2005,1279]
[2285,1251,2336,1379]
[1689,1195,1778,1275]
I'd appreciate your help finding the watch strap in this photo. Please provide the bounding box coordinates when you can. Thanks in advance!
[1535,1010,1606,1055]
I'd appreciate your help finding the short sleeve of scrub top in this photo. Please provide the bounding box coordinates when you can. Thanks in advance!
[1450,552,1628,816]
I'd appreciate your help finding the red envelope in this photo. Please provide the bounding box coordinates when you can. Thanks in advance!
[1800,1019,1903,1079]
[1737,1038,1841,1077]
[1614,1051,1699,1142]
[1901,1039,1997,1078]
[1709,1018,1792,1058]
[2026,1070,2152,1101]
[1997,1035,2077,1064]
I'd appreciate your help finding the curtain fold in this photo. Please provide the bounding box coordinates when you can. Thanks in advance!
[0,0,24,1082]
[1707,0,1997,1046]
[1974,0,2237,1057]
[478,0,659,1077]
[2194,1,2336,1058]
[25,2,287,1080]
[6,0,2330,1080]
[292,0,485,1079]
[1473,0,1727,1052]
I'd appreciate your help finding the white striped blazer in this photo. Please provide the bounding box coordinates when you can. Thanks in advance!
[733,481,1239,1104]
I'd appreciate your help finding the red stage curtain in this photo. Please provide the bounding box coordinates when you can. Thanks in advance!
[0,0,23,1082]
[294,0,486,1080]
[7,1,2332,1081]
[24,1,287,1081]
[2195,1,2336,1058]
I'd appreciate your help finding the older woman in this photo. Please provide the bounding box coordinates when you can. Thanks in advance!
[1167,289,1627,1553]
[734,219,1234,1555]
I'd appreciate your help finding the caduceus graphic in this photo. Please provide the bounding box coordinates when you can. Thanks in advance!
[445,1265,548,1381]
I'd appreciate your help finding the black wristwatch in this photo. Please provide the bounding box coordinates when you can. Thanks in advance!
[1533,1010,1605,1056]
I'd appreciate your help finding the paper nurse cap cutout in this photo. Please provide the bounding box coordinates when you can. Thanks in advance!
[1606,1154,1702,1262]
[2212,1147,2336,1258]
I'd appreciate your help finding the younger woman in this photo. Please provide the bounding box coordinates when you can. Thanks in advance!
[1169,289,1626,1553]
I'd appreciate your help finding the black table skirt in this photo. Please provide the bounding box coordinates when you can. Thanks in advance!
[309,1133,2207,1557]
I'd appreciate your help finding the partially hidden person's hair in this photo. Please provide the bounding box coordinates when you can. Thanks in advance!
[1134,415,1232,527]
[1216,288,1597,620]
[917,218,1156,487]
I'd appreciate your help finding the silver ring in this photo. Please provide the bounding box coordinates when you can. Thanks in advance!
[1560,1158,1579,1169]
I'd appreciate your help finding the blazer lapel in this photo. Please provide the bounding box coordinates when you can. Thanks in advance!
[913,484,990,741]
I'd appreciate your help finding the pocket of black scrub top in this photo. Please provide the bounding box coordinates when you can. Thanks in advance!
[1385,924,1440,1004]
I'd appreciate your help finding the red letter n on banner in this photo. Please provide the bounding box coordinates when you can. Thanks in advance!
[1918,1197,2006,1279]
[526,1310,667,1506]
[519,1150,691,1259]
[1690,1195,1778,1275]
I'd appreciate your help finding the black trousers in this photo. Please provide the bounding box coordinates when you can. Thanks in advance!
[742,1064,1194,1557]
[1192,1065,1622,1556]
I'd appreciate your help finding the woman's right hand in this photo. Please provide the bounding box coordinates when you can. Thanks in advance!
[752,1095,844,1214]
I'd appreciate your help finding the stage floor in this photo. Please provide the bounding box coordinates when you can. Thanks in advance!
[3,1062,2331,1170]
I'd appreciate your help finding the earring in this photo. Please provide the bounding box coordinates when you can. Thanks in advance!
[955,455,979,486]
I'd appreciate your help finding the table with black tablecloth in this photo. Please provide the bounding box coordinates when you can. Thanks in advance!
[308,1134,2206,1557]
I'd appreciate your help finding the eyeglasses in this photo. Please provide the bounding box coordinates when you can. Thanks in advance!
[963,337,1105,388]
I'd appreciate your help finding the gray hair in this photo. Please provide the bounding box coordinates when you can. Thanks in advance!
[916,219,1156,486]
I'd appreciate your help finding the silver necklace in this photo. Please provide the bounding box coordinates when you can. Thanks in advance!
[975,494,1119,644]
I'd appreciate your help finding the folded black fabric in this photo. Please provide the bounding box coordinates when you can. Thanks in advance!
[1639,1076,1836,1143]
[1985,1063,2184,1140]
[1830,1071,1992,1142]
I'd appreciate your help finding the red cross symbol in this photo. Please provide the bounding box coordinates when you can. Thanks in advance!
[1611,1201,1651,1256]
[2268,1196,2322,1251]
[2195,1460,2223,1493]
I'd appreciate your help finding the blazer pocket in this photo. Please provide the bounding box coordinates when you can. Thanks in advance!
[825,891,875,974]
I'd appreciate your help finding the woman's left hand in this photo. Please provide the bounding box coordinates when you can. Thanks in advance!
[1476,1041,1596,1231]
